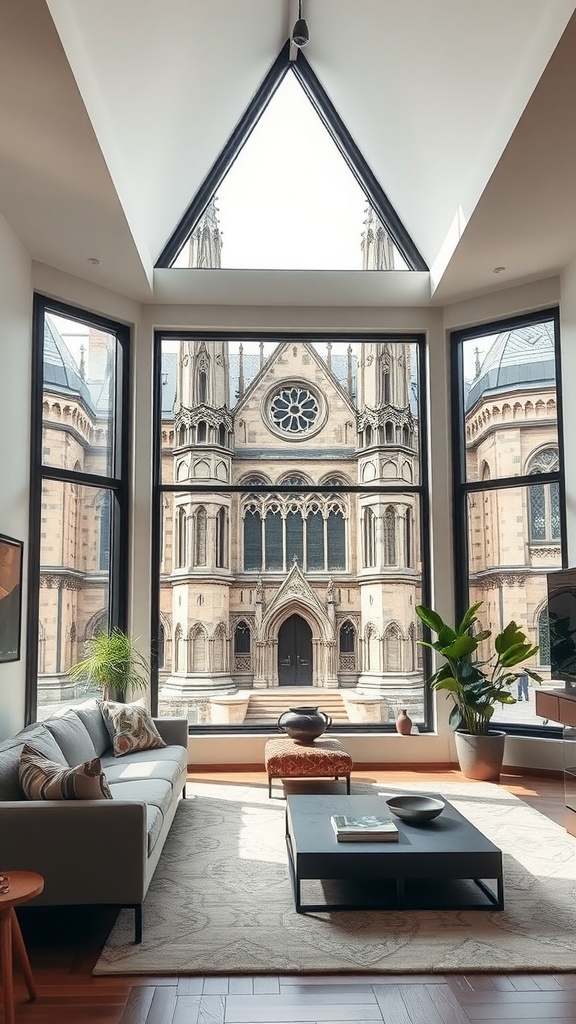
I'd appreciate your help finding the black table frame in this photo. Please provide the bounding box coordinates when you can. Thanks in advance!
[285,793,504,914]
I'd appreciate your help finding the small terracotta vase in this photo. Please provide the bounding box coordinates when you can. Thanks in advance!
[395,709,413,736]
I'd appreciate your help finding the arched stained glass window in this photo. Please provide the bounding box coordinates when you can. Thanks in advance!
[306,507,324,570]
[528,449,560,542]
[327,508,345,570]
[363,507,375,568]
[285,509,303,566]
[244,508,262,570]
[405,507,413,568]
[384,506,396,565]
[265,510,283,570]
[234,621,251,654]
[98,492,110,571]
[339,620,355,653]
[194,507,207,565]
[216,507,227,567]
[177,507,187,567]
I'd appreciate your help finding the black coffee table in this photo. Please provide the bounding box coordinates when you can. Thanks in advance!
[285,793,504,913]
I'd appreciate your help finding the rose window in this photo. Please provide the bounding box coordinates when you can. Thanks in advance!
[269,387,319,434]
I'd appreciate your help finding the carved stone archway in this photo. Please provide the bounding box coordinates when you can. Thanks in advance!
[252,562,338,688]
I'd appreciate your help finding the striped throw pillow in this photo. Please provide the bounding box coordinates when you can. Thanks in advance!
[19,744,112,800]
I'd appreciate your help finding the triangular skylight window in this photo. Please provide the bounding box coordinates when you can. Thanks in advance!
[157,43,427,273]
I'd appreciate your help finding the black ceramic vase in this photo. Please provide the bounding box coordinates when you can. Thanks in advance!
[277,706,332,744]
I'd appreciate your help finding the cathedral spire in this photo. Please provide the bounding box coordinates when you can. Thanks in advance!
[187,198,223,268]
[361,204,395,270]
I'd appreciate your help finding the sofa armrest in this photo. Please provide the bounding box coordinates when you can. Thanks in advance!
[0,800,148,904]
[152,716,188,749]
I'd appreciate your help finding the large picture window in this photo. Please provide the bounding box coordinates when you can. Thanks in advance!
[452,309,565,734]
[154,332,429,733]
[28,296,130,722]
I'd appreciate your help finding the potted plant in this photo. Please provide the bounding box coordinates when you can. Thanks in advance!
[415,600,541,780]
[69,627,149,701]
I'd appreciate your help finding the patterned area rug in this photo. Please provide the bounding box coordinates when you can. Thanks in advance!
[93,779,576,975]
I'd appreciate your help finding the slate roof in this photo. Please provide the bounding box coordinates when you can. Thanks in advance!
[465,322,556,411]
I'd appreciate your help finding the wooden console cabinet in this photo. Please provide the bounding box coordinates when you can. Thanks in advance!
[535,688,576,828]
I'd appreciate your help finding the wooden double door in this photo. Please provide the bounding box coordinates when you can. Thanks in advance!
[278,614,312,686]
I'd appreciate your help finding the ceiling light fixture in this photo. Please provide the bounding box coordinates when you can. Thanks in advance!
[292,0,309,47]
[493,266,506,274]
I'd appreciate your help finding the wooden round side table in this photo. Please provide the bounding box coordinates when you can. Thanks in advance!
[0,871,44,1024]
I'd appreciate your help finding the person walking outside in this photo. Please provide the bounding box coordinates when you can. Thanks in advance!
[517,671,529,701]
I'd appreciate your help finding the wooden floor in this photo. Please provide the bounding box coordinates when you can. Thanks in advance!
[10,768,576,1024]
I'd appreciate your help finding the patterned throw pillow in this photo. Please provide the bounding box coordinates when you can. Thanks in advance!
[97,700,167,758]
[19,744,112,800]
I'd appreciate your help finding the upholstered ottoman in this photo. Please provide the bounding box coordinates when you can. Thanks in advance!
[264,736,353,798]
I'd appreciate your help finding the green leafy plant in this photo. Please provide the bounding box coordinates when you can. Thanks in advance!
[415,601,541,735]
[69,627,149,701]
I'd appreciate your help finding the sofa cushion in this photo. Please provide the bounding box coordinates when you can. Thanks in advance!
[98,700,166,757]
[18,725,69,764]
[101,754,185,790]
[19,744,112,800]
[0,725,68,801]
[145,805,164,855]
[73,700,111,757]
[107,778,173,818]
[44,710,97,766]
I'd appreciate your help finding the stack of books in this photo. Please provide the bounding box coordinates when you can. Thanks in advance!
[330,813,399,843]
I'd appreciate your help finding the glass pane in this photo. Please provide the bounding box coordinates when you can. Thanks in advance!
[466,485,561,728]
[462,319,558,482]
[36,480,112,720]
[43,312,118,478]
[327,509,346,570]
[156,485,424,728]
[172,73,409,272]
[243,508,262,571]
[160,337,421,485]
[265,511,283,570]
[285,509,303,567]
[306,509,324,570]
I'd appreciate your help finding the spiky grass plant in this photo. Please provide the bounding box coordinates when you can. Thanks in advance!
[69,627,149,701]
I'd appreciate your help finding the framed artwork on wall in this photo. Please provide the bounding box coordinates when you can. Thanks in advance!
[0,534,23,663]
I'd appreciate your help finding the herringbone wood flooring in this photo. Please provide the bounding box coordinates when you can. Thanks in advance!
[10,768,576,1024]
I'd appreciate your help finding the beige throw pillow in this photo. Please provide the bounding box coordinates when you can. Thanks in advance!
[98,699,167,757]
[19,744,112,800]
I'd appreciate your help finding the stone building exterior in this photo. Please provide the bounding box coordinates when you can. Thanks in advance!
[36,210,558,723]
[157,333,423,718]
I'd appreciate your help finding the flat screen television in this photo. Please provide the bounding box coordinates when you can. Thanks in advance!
[546,567,576,692]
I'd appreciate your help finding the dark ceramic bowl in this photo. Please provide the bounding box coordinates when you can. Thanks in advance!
[385,795,445,822]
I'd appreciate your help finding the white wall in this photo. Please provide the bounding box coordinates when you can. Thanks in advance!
[0,215,32,738]
[0,265,567,772]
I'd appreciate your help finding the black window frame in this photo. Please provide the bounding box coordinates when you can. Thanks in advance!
[26,294,130,723]
[155,43,427,273]
[152,329,432,734]
[450,306,565,740]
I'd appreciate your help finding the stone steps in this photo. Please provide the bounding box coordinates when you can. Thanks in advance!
[244,688,349,723]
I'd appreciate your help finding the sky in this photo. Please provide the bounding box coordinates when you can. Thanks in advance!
[174,71,407,272]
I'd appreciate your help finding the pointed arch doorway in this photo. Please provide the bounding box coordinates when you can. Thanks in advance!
[278,614,312,685]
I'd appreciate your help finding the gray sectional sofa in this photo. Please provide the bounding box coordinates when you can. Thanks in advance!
[0,699,188,941]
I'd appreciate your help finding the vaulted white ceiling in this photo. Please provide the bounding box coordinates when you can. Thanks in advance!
[0,0,575,306]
